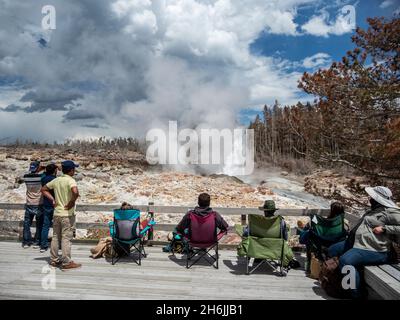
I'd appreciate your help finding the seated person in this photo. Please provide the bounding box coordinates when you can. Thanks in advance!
[243,200,287,239]
[163,193,228,252]
[243,200,300,268]
[298,201,349,246]
[327,186,400,299]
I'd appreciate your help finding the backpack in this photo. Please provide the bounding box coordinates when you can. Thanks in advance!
[164,232,190,254]
[319,257,350,299]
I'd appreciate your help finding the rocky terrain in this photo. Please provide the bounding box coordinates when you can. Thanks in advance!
[1,145,389,244]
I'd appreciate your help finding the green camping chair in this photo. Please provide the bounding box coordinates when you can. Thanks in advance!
[236,214,294,276]
[306,213,347,263]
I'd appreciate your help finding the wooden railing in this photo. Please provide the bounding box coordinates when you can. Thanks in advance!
[0,202,360,244]
[0,202,358,244]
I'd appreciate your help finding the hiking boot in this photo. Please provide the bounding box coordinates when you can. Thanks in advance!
[61,261,82,270]
[49,260,61,267]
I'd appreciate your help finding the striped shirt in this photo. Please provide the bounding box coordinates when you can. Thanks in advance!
[23,173,43,206]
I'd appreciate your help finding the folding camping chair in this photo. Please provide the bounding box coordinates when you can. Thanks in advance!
[236,214,294,276]
[184,211,226,269]
[306,213,347,264]
[108,208,156,265]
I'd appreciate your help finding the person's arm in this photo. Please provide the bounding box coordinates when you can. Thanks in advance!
[41,180,56,207]
[41,185,56,207]
[215,212,228,232]
[65,186,79,210]
[375,210,400,235]
[176,212,190,234]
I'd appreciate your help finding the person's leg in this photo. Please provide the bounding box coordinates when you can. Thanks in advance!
[22,206,35,246]
[50,216,61,264]
[40,206,54,250]
[60,216,75,266]
[34,206,43,247]
[327,240,347,258]
[339,248,389,299]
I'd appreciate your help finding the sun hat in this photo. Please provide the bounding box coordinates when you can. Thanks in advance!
[258,200,279,212]
[365,186,399,209]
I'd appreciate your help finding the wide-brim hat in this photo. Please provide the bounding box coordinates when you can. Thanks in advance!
[365,186,399,209]
[258,200,279,211]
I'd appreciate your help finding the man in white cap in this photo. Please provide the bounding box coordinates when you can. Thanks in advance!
[328,186,400,299]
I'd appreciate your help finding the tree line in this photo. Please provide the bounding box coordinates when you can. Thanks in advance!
[249,16,400,188]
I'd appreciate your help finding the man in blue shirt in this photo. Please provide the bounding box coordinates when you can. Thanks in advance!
[39,163,58,252]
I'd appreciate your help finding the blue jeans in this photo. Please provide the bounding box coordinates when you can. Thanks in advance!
[22,205,43,246]
[40,206,54,249]
[328,240,390,299]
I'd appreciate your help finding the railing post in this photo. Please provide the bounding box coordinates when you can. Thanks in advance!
[241,206,247,225]
[147,201,154,245]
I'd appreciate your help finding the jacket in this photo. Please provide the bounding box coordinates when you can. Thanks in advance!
[176,206,229,234]
[352,206,400,252]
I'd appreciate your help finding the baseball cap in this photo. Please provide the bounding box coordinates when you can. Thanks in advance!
[61,160,79,170]
[29,161,40,173]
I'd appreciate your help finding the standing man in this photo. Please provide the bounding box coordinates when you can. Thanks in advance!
[39,163,58,253]
[41,160,81,269]
[22,160,44,249]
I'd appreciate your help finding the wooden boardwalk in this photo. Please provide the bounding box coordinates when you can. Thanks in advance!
[0,241,331,300]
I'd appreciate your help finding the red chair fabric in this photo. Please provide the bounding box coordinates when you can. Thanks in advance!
[188,211,217,248]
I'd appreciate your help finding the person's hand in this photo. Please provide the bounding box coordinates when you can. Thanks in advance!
[52,200,57,208]
[373,226,385,234]
[64,202,75,210]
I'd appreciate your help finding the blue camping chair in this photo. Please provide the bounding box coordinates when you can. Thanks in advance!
[108,209,156,265]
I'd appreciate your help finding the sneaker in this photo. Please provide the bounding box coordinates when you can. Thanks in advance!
[22,244,31,249]
[32,244,40,249]
[61,261,82,270]
[40,248,48,253]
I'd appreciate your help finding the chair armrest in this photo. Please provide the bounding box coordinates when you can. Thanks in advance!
[217,230,227,241]
[139,219,156,236]
[108,221,115,238]
[234,224,244,237]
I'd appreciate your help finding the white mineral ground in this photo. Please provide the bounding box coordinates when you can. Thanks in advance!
[0,148,375,244]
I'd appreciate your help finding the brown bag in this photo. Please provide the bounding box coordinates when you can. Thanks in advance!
[310,254,322,280]
[90,237,113,259]
[319,257,349,299]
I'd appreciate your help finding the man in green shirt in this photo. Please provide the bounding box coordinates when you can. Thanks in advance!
[41,160,81,270]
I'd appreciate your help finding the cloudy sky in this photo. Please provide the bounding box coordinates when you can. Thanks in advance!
[0,0,398,142]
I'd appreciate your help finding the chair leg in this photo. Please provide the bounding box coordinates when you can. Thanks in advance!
[279,238,285,276]
[139,244,142,266]
[246,257,250,275]
[141,241,147,258]
[216,244,219,269]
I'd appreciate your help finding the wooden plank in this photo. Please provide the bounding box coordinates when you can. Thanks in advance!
[365,266,400,300]
[0,240,326,301]
[379,264,400,282]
